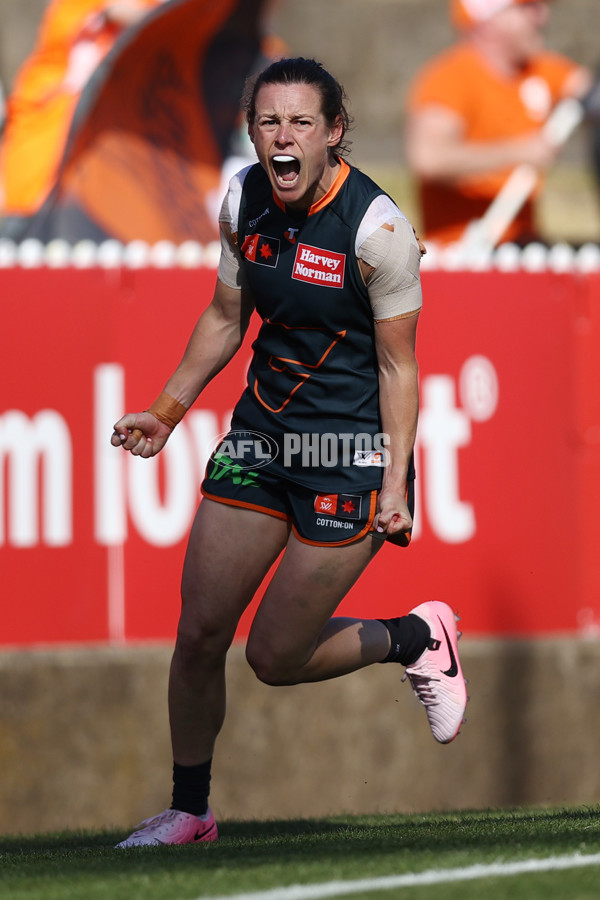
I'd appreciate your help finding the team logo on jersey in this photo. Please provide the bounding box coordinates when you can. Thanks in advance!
[353,449,385,467]
[242,233,280,267]
[284,227,300,244]
[314,493,362,519]
[293,244,345,288]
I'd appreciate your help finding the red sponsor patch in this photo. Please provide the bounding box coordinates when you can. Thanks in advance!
[292,243,345,288]
[314,494,338,515]
[314,493,362,519]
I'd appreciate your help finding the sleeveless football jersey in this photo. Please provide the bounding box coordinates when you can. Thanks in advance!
[229,159,407,493]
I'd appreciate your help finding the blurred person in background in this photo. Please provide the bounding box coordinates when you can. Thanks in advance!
[404,0,592,248]
[0,0,168,241]
[592,64,600,215]
[0,0,288,245]
[594,126,600,211]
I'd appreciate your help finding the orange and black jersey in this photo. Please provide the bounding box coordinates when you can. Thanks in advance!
[230,159,407,493]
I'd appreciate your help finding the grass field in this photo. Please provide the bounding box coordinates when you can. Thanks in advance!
[2,806,600,900]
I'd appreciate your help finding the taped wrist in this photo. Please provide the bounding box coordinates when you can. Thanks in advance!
[147,392,187,430]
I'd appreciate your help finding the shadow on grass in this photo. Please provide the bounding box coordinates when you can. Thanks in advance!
[1,805,600,878]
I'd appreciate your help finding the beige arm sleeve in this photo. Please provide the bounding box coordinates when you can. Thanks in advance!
[358,217,423,321]
[217,194,248,290]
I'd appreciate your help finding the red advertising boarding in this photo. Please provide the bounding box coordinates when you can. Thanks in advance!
[1,266,599,646]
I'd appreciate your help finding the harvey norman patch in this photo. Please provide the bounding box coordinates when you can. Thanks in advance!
[292,243,345,288]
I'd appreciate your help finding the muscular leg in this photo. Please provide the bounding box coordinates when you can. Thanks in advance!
[246,532,392,685]
[169,499,289,765]
[126,503,438,846]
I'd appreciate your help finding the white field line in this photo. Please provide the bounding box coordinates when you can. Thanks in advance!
[198,851,600,900]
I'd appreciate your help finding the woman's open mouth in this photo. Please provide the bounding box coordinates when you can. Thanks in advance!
[272,155,300,188]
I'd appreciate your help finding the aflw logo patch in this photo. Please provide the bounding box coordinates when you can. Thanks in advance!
[314,493,362,519]
[242,234,280,267]
[293,244,345,288]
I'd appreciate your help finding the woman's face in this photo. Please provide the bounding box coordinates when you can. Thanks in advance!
[249,81,343,210]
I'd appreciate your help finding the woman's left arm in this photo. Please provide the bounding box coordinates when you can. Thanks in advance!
[358,215,423,539]
[373,312,420,538]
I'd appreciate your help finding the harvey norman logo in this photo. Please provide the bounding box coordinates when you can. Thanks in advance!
[292,243,345,288]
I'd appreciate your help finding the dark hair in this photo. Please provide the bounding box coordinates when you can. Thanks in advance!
[242,57,353,157]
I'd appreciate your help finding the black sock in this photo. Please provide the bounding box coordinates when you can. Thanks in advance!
[378,614,431,665]
[171,759,212,817]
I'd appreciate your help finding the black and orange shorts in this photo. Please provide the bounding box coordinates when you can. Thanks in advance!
[200,445,413,548]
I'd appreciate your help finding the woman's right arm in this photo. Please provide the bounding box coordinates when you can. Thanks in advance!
[111,228,254,457]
